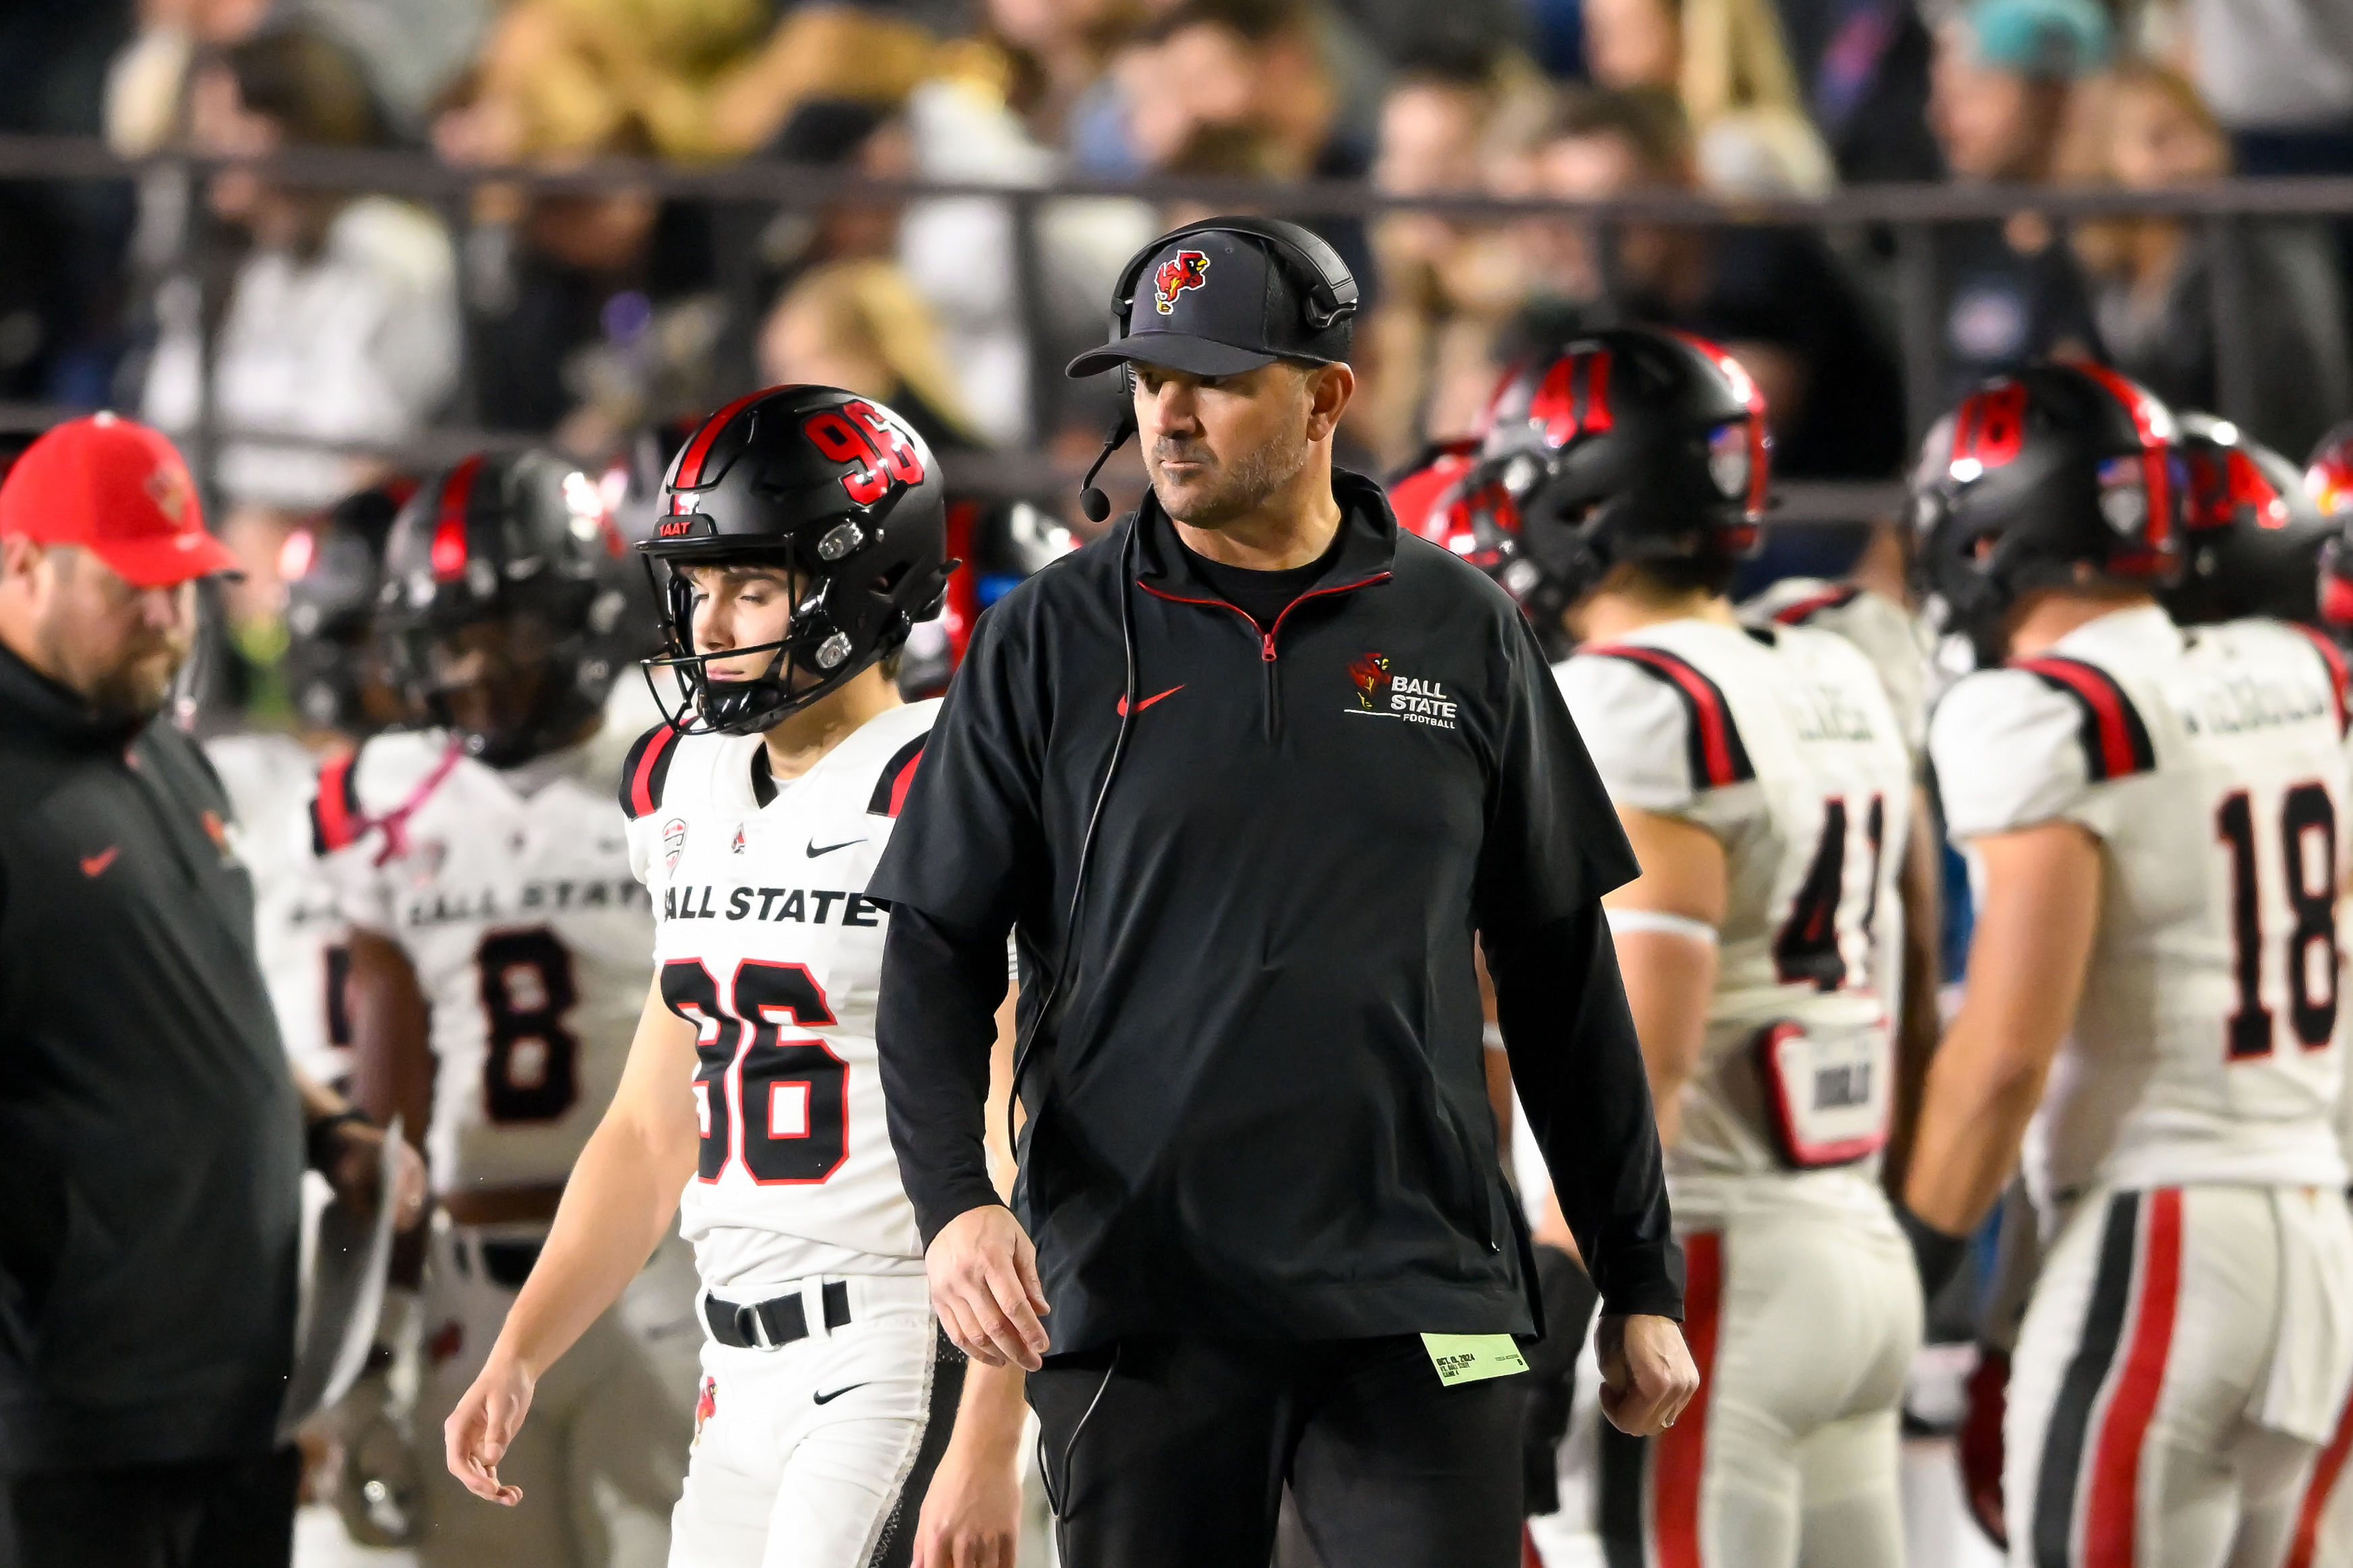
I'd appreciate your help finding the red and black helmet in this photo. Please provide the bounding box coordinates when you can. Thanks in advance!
[1910,363,2182,663]
[2160,412,2329,628]
[1446,327,1770,637]
[894,496,1074,699]
[284,476,413,736]
[377,451,633,765]
[640,384,952,735]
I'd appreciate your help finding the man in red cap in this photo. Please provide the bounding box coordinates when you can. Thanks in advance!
[0,413,422,1568]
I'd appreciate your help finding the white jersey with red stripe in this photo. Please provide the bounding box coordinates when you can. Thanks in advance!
[1554,616,1915,1228]
[208,730,353,1088]
[1740,578,1935,762]
[313,724,653,1195]
[620,701,937,1293]
[1930,604,2352,1205]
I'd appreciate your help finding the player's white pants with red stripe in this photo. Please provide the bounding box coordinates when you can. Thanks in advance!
[1595,1201,1922,1567]
[2004,1186,2353,1568]
[671,1275,952,1568]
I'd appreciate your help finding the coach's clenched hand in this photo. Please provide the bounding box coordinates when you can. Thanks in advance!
[927,1205,1050,1371]
[1597,1313,1700,1436]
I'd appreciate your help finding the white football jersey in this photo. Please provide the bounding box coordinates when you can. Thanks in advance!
[1556,618,1915,1228]
[621,701,938,1292]
[315,724,652,1194]
[1931,604,2351,1203]
[208,730,352,1088]
[1742,578,1936,762]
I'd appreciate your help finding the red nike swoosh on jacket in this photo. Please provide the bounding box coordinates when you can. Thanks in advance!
[1116,685,1185,717]
[80,846,119,878]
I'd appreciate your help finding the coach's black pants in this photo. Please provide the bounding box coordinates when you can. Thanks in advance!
[1029,1333,1525,1568]
[5,1447,299,1568]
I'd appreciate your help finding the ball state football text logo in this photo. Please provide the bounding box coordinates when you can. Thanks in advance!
[1346,652,1457,730]
[1154,251,1211,315]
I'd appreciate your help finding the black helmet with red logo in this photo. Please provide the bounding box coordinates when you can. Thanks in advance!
[894,496,1074,699]
[377,450,634,766]
[640,383,952,735]
[2161,412,2329,627]
[1441,327,1769,643]
[284,476,413,736]
[1910,363,2182,664]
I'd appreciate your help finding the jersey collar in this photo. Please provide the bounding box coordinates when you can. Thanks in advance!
[1130,466,1399,600]
[2046,602,2182,664]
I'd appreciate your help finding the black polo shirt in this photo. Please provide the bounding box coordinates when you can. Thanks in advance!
[0,646,301,1472]
[870,469,1681,1353]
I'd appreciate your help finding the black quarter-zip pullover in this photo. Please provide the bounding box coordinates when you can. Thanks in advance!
[869,470,1682,1352]
[0,646,302,1472]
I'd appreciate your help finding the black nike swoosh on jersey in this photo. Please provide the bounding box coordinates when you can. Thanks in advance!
[812,1382,871,1405]
[806,838,867,857]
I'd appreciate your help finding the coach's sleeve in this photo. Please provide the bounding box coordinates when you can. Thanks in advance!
[869,604,1047,1243]
[1477,615,1683,1320]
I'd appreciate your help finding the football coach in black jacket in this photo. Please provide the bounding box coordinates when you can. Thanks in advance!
[869,218,1697,1567]
[0,415,423,1568]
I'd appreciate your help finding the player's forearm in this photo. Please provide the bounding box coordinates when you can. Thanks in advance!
[488,1106,688,1378]
[1901,1014,2051,1235]
[876,904,1011,1243]
[1905,823,2098,1235]
[346,927,433,1150]
[945,1356,1029,1468]
[1487,904,1682,1321]
[1612,928,1716,1150]
[1883,796,1945,1193]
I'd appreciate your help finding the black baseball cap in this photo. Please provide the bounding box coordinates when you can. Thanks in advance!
[1066,224,1355,379]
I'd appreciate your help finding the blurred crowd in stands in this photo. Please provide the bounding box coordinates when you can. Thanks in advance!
[3,0,2353,715]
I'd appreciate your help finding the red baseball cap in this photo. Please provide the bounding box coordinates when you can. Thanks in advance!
[0,413,241,587]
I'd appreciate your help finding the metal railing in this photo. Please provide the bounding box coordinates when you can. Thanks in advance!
[6,131,2352,523]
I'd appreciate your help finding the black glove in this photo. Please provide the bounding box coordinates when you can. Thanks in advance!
[1895,1201,1972,1302]
[1521,1243,1600,1516]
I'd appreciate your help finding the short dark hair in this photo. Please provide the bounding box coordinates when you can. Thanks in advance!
[1544,85,1694,179]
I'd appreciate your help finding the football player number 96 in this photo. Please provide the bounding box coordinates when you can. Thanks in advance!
[661,958,850,1184]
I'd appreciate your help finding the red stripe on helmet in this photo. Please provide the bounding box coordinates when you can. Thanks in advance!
[1531,355,1579,447]
[2073,362,2177,561]
[1580,348,1614,435]
[672,389,772,493]
[429,454,484,582]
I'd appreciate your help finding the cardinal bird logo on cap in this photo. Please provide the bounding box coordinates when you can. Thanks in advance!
[145,462,193,524]
[1153,251,1211,315]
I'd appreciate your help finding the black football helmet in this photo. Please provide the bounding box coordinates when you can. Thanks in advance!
[377,451,634,766]
[895,497,1074,699]
[2161,413,2331,627]
[284,478,412,736]
[640,384,952,735]
[1910,363,2182,665]
[1444,328,1770,646]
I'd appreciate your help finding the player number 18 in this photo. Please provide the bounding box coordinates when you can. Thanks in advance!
[2216,784,2340,1060]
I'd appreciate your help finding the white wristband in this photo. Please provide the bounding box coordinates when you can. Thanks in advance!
[1605,908,1719,945]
